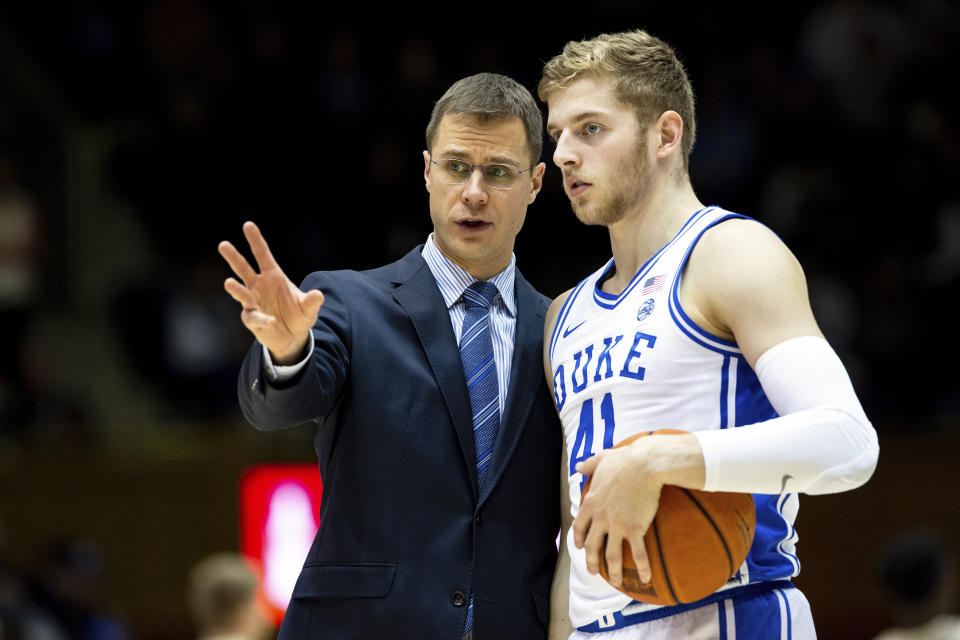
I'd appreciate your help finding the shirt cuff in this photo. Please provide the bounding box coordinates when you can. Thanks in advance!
[262,332,314,383]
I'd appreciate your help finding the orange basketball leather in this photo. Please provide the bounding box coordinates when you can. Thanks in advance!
[580,429,756,606]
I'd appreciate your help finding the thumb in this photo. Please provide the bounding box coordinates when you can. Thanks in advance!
[576,453,602,477]
[302,290,325,319]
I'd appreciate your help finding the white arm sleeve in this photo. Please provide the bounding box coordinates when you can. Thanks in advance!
[261,332,315,383]
[694,335,879,495]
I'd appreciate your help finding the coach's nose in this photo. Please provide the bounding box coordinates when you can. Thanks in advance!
[461,167,489,205]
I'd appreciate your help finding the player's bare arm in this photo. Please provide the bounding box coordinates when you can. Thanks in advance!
[548,445,574,639]
[218,221,325,364]
[679,218,823,367]
[544,291,574,639]
[681,218,876,496]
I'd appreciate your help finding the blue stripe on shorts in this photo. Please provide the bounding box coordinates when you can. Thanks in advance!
[577,580,794,633]
[729,583,794,639]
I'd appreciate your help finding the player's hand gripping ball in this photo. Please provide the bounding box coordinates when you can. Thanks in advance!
[580,429,756,606]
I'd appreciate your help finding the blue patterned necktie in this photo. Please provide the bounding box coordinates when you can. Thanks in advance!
[459,280,501,490]
[460,281,500,637]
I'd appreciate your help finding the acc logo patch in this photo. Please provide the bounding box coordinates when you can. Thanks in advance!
[637,298,655,321]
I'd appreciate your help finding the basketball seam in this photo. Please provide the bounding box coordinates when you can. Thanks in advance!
[680,488,734,578]
[652,519,679,605]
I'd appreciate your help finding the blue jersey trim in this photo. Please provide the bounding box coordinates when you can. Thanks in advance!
[746,494,800,581]
[591,207,715,310]
[733,358,779,427]
[728,358,799,582]
[667,295,742,356]
[576,580,795,632]
[667,211,748,351]
[719,355,731,429]
[776,492,801,574]
[549,275,592,362]
[592,260,620,303]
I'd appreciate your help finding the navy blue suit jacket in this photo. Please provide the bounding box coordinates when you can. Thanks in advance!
[238,246,561,639]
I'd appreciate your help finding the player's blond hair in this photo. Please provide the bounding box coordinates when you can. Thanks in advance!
[539,29,696,169]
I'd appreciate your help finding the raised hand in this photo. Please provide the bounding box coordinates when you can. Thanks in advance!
[218,221,325,364]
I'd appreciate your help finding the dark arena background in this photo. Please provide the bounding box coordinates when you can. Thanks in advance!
[1,2,958,638]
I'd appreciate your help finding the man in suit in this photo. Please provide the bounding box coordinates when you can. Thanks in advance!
[218,73,561,639]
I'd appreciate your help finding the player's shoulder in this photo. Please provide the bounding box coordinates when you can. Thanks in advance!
[698,216,785,254]
[545,288,575,336]
[686,214,810,327]
[691,217,802,284]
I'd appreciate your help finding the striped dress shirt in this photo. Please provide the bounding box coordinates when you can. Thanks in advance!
[421,233,516,415]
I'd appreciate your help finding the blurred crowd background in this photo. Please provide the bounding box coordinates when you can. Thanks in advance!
[1,1,958,638]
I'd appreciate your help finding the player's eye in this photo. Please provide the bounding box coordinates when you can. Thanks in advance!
[583,123,602,136]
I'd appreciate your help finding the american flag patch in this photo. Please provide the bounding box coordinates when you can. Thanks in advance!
[641,275,664,295]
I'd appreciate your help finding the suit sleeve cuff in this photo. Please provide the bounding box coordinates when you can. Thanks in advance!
[262,332,315,383]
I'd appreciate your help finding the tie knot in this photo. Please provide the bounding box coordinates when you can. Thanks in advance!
[463,280,499,310]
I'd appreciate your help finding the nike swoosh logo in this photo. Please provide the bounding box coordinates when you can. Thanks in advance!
[562,320,587,338]
[780,474,794,494]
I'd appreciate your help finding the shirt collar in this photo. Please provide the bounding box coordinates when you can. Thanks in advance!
[421,233,517,317]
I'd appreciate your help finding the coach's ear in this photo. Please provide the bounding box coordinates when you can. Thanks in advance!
[527,161,546,204]
[423,151,432,192]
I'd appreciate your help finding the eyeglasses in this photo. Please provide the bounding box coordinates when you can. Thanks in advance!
[430,157,533,190]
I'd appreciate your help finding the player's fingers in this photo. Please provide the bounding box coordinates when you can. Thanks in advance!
[582,523,607,576]
[604,533,624,587]
[243,221,280,271]
[629,531,653,584]
[572,505,593,549]
[224,278,257,308]
[218,241,258,284]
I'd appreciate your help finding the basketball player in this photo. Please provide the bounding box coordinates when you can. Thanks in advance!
[539,30,879,639]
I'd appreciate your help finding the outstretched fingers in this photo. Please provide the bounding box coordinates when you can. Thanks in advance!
[223,277,257,309]
[218,240,258,284]
[243,221,279,272]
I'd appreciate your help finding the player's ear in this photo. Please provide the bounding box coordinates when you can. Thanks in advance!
[655,111,684,160]
[423,151,432,192]
[528,161,546,204]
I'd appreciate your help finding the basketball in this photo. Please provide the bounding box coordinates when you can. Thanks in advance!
[580,429,756,606]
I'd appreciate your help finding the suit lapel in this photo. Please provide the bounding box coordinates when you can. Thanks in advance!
[479,271,546,506]
[391,250,479,497]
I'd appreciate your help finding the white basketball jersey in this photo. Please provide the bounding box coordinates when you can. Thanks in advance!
[548,207,801,629]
